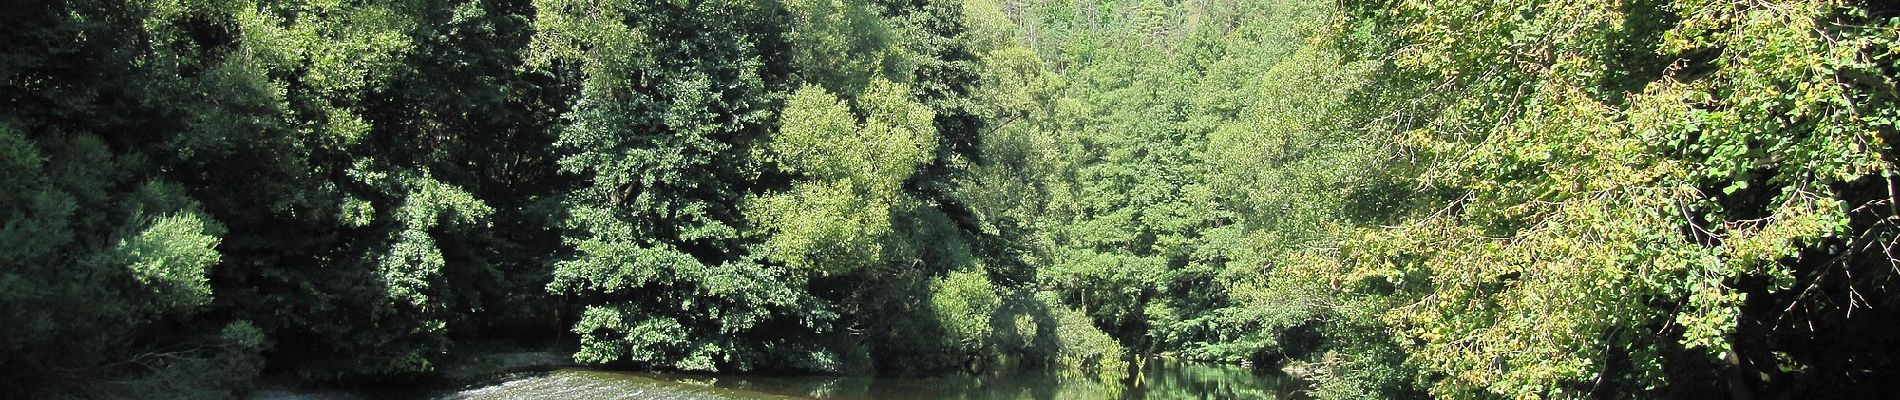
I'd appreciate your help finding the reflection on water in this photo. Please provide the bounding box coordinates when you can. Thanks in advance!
[443,359,1303,400]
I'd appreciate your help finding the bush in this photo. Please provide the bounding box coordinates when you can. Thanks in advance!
[1041,293,1128,377]
[931,269,1002,351]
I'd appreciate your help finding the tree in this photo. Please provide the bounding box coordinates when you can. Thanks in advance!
[1327,0,1900,397]
[531,0,835,372]
[752,81,936,276]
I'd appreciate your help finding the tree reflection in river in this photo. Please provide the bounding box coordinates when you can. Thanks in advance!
[444,358,1303,400]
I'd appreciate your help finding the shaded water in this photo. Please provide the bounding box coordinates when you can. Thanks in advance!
[443,359,1303,400]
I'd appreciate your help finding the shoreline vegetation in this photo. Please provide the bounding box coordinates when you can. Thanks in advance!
[5,0,1899,398]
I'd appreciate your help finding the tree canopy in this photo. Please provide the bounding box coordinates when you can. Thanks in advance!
[2,0,1897,398]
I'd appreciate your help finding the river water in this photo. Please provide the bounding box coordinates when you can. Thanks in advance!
[440,359,1303,400]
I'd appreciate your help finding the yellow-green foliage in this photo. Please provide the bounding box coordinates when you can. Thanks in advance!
[1047,296,1130,376]
[754,80,937,275]
[932,269,1002,348]
[120,212,223,311]
[1332,0,1899,397]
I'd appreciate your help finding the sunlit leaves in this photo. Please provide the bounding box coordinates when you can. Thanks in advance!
[772,81,936,191]
[119,213,224,312]
[753,81,936,275]
[571,306,720,371]
[1338,0,1900,396]
[530,0,838,371]
[931,269,1001,348]
[783,0,908,94]
[378,175,493,310]
[230,0,417,105]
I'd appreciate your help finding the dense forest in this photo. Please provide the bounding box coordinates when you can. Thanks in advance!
[3,0,1897,398]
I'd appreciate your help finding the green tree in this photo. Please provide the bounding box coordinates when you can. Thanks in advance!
[1325,0,1900,397]
[752,80,936,275]
[531,0,835,372]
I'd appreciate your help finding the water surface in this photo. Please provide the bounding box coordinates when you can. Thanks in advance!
[443,359,1302,400]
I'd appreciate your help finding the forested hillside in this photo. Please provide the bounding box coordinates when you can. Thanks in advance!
[2,0,1896,398]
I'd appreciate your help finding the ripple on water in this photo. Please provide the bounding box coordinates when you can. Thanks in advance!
[443,370,798,400]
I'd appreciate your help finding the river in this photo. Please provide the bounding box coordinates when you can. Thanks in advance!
[441,359,1304,400]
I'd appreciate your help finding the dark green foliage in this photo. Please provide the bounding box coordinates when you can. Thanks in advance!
[2,0,572,391]
[4,0,1060,392]
[11,0,1892,398]
[529,0,841,372]
[0,0,267,393]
